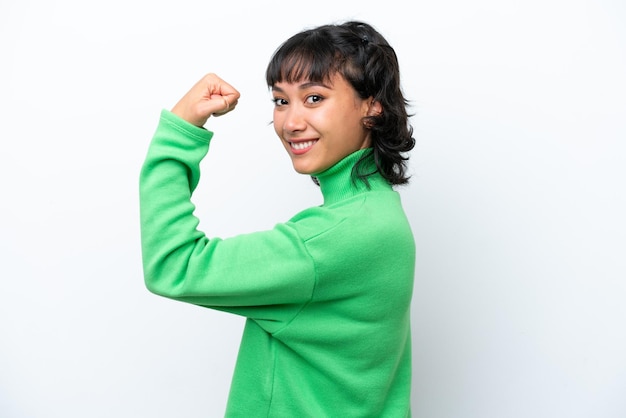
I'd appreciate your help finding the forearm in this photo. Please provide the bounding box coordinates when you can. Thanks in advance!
[139,109,213,297]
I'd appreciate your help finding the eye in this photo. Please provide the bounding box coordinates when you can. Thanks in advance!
[305,95,323,104]
[272,97,288,107]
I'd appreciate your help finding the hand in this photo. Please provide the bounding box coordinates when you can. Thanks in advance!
[171,73,240,127]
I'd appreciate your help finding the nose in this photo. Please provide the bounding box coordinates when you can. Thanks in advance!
[281,104,306,133]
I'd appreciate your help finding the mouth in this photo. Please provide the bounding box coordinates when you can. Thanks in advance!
[289,139,318,155]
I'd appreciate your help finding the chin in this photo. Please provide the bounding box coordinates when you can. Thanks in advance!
[292,164,315,175]
[285,152,312,174]
[290,157,332,176]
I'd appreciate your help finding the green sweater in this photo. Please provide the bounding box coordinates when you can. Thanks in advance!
[140,110,416,417]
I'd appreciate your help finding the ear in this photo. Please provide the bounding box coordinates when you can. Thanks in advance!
[363,99,382,129]
[366,99,382,117]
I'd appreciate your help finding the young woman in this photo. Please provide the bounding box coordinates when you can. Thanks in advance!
[140,21,416,417]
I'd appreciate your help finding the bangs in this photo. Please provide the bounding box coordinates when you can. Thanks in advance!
[266,32,344,86]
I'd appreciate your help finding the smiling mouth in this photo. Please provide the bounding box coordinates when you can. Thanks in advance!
[290,140,317,151]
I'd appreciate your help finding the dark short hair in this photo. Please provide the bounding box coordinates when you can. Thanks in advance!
[266,21,415,186]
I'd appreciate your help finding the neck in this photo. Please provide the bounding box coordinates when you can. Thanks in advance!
[314,149,390,205]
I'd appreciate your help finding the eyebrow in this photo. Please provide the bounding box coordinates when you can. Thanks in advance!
[272,81,332,93]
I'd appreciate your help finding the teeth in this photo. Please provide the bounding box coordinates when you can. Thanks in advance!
[291,140,316,150]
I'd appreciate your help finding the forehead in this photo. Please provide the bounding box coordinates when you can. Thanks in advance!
[272,72,350,92]
[267,45,345,85]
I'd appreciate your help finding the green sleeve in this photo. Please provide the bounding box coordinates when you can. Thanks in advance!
[139,110,316,330]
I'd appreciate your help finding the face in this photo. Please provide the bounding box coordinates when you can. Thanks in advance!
[271,72,378,175]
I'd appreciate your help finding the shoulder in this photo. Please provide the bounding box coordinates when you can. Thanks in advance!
[288,190,412,244]
[287,195,367,241]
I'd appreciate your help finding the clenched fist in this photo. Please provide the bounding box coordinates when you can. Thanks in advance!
[171,73,240,127]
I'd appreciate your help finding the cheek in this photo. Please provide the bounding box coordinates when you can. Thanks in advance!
[272,112,282,136]
[307,109,331,132]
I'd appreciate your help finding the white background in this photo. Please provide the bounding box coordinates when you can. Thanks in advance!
[1,0,625,417]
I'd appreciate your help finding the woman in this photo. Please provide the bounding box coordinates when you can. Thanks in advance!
[140,20,416,417]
